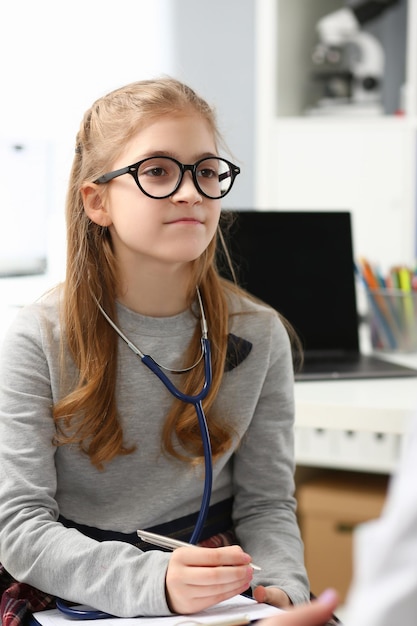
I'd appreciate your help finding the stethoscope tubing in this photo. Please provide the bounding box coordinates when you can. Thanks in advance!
[142,337,213,543]
[55,599,114,620]
[190,399,213,544]
[141,337,212,404]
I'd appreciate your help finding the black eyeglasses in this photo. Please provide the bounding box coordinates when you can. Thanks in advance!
[93,156,240,200]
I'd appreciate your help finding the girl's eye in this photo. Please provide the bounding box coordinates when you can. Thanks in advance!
[145,167,166,177]
[198,168,217,179]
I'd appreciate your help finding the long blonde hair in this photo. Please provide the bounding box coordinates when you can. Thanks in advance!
[53,77,300,469]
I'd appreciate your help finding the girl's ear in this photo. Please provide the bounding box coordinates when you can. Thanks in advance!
[81,183,112,227]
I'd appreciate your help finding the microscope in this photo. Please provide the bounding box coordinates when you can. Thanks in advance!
[308,0,400,115]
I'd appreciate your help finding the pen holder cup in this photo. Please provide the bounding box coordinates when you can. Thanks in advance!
[367,289,417,353]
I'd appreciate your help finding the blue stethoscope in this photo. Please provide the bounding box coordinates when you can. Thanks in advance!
[56,288,213,619]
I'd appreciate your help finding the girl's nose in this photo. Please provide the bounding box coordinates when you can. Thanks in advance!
[171,171,202,202]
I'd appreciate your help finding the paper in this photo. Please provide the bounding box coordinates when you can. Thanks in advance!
[33,594,283,626]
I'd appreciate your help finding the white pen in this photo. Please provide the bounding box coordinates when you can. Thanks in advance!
[137,529,262,571]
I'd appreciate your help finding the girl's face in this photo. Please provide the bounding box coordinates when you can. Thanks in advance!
[82,113,222,277]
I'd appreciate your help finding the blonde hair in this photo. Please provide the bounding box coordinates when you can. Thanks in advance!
[53,77,300,469]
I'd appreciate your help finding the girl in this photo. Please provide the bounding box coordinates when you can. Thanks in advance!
[0,77,309,621]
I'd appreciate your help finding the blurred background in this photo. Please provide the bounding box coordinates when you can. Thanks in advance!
[0,0,255,283]
[1,0,413,285]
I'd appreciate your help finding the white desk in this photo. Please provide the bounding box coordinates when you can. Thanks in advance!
[294,352,417,473]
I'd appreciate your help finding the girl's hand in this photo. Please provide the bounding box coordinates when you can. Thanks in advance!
[253,584,292,608]
[165,545,254,614]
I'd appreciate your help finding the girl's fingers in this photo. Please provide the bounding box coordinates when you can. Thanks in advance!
[175,545,253,568]
[179,572,253,598]
[166,546,255,614]
[253,585,291,608]
[175,563,254,588]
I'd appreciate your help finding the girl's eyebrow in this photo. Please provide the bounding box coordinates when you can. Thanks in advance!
[132,150,219,162]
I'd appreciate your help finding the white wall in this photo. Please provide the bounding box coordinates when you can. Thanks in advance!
[0,0,176,283]
[1,0,255,289]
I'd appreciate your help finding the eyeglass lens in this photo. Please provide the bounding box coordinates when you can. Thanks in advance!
[137,157,233,199]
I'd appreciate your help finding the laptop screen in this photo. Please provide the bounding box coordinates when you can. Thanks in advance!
[219,210,360,358]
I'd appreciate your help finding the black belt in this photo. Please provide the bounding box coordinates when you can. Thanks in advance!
[58,497,234,550]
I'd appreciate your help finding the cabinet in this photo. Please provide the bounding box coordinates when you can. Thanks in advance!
[293,359,417,473]
[253,0,417,474]
[254,0,417,271]
[297,472,389,601]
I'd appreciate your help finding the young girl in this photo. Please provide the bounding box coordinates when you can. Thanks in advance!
[0,77,309,621]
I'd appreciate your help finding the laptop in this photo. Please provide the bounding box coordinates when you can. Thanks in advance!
[219,209,417,381]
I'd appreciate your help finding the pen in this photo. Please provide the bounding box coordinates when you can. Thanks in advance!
[137,529,262,571]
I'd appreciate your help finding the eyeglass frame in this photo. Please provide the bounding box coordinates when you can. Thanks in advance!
[93,155,240,200]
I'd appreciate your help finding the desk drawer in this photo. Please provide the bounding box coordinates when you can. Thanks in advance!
[295,427,402,472]
[297,472,388,602]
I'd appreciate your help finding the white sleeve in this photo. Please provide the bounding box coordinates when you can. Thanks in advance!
[343,412,417,626]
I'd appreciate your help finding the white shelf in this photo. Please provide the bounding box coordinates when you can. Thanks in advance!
[255,0,417,269]
[256,0,417,474]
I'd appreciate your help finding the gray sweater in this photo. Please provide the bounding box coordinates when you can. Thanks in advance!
[0,287,309,617]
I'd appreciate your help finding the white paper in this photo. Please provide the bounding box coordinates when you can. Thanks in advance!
[33,594,283,626]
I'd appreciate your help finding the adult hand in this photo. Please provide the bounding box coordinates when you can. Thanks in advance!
[260,589,339,626]
[166,545,254,614]
[253,585,292,608]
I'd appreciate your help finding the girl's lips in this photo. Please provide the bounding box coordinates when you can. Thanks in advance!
[167,217,203,224]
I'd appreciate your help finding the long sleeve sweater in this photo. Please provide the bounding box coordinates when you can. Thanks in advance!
[0,287,309,617]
